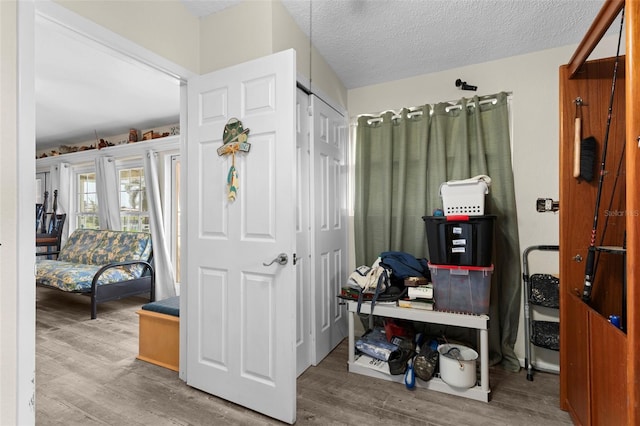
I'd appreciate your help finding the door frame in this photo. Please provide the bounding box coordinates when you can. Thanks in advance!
[15,1,194,420]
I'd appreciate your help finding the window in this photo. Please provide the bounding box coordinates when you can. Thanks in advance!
[119,167,149,232]
[76,172,100,229]
[35,172,49,204]
[74,165,149,232]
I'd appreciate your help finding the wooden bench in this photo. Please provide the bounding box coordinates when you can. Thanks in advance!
[137,296,179,371]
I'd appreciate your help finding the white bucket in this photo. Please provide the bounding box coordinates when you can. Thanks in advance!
[437,343,478,388]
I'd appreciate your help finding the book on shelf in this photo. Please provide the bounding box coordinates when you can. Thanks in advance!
[404,276,428,286]
[397,298,434,310]
[339,287,396,304]
[407,284,433,300]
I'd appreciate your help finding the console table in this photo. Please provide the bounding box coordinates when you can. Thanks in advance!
[347,300,491,402]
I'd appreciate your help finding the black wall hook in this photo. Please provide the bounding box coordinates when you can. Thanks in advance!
[455,79,477,91]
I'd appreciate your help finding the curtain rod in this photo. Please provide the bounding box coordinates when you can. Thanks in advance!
[359,93,512,125]
[444,97,497,112]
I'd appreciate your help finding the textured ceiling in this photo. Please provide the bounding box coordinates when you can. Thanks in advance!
[36,0,615,150]
[186,0,610,89]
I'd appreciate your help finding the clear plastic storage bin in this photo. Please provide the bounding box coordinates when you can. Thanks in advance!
[428,263,493,315]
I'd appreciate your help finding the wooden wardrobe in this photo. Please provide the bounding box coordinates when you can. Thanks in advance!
[559,0,639,424]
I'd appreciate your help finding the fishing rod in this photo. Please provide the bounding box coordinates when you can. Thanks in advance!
[582,6,625,303]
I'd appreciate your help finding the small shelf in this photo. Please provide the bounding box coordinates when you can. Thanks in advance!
[36,135,180,170]
[346,301,491,402]
[347,361,491,402]
[595,245,626,254]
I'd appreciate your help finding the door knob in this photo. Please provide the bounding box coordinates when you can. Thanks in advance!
[573,254,583,262]
[263,253,288,266]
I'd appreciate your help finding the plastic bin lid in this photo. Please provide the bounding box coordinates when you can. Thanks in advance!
[427,262,494,272]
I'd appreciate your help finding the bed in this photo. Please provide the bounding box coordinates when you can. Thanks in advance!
[35,228,155,319]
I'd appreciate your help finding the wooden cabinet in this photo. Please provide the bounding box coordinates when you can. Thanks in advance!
[559,1,639,423]
[562,292,627,424]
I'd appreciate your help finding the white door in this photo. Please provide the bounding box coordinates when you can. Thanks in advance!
[185,50,297,424]
[310,95,349,364]
[295,89,312,376]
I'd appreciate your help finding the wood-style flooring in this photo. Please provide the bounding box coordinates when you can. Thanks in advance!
[36,287,573,425]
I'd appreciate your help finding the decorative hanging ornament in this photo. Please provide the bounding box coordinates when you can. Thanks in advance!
[217,118,251,201]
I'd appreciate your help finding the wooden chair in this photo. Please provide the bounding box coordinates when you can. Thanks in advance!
[36,213,67,259]
[36,189,66,258]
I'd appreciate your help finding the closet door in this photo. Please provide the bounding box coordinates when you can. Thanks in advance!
[296,88,312,376]
[310,95,348,364]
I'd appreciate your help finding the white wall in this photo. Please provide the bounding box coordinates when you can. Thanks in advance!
[2,0,38,423]
[55,0,200,73]
[0,2,22,424]
[348,35,622,369]
[199,1,273,74]
[271,0,347,110]
[198,0,348,111]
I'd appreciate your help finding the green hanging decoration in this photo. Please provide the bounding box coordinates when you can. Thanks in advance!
[218,118,251,201]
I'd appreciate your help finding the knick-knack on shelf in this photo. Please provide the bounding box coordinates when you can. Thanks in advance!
[129,129,139,143]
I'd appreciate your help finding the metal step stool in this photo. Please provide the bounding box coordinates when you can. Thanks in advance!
[522,245,559,381]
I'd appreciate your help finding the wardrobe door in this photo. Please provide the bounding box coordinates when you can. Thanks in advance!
[559,57,627,424]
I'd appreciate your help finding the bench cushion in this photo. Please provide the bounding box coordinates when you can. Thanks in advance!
[142,296,180,317]
[35,259,144,292]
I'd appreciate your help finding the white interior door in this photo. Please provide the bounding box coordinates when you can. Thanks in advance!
[311,95,349,364]
[185,50,297,424]
[295,89,312,376]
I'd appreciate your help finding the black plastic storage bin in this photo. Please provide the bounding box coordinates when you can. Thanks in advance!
[422,215,495,266]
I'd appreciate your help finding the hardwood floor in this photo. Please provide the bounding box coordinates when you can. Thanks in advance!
[36,287,572,425]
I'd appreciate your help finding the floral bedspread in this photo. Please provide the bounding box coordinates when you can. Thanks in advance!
[36,229,152,292]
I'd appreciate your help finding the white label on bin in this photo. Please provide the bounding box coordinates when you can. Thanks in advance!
[452,238,466,246]
[452,227,463,235]
[451,247,466,253]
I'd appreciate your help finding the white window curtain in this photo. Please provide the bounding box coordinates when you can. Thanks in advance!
[95,156,121,231]
[144,150,177,300]
[49,162,70,244]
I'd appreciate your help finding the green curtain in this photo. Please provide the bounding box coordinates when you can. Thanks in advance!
[354,92,521,371]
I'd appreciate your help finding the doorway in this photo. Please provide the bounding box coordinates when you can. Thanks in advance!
[16,2,191,423]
